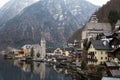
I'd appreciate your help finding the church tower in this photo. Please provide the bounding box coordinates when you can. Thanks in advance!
[90,15,98,23]
[40,24,46,58]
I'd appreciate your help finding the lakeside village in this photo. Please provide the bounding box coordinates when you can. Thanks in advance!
[1,15,120,79]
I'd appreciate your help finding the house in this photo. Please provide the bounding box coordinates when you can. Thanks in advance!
[67,40,80,48]
[81,17,112,49]
[87,39,112,65]
[108,70,120,77]
[98,32,114,40]
[82,21,112,40]
[64,47,74,53]
[105,62,119,71]
[18,49,25,57]
[114,20,120,32]
[21,32,46,59]
[46,48,55,56]
[113,20,120,38]
[10,48,25,58]
[108,48,120,62]
[63,51,70,56]
[22,45,32,51]
[109,37,120,49]
[54,48,63,56]
[22,45,32,56]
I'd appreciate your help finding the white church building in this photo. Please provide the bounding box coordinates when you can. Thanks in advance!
[22,32,46,58]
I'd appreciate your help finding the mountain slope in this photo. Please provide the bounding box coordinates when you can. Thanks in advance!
[95,0,120,23]
[68,28,83,43]
[69,0,120,43]
[0,0,39,26]
[0,0,98,50]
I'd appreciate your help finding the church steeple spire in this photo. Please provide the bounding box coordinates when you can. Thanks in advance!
[41,31,46,46]
[40,22,45,45]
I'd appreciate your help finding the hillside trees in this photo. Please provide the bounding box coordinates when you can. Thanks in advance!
[108,10,120,26]
[30,47,34,58]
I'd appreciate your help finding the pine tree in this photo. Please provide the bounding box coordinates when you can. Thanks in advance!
[30,47,34,58]
[37,52,40,58]
[83,39,88,50]
[81,60,87,70]
[108,10,120,26]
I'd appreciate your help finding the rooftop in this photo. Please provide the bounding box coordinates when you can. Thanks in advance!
[91,40,112,50]
[84,22,112,31]
[105,62,119,67]
[110,70,120,77]
[102,77,120,80]
[116,20,120,26]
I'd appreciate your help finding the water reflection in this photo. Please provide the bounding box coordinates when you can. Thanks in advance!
[13,60,84,80]
[0,57,88,80]
[13,60,46,80]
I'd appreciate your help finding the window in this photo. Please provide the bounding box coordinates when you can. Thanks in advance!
[112,45,115,48]
[101,57,103,60]
[101,52,103,54]
[105,57,107,60]
[100,62,103,64]
[95,57,97,59]
[95,52,96,54]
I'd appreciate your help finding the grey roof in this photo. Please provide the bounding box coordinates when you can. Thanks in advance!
[84,22,112,31]
[103,32,113,36]
[102,77,120,80]
[105,62,119,67]
[91,40,112,50]
[110,70,120,77]
[32,44,41,48]
[116,20,120,26]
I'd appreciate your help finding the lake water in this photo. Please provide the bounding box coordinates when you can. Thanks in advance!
[0,56,100,80]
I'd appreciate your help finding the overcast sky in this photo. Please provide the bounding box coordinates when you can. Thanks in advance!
[0,0,110,8]
[0,0,9,8]
[86,0,110,6]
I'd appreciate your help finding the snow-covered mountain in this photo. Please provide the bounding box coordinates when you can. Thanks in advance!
[0,0,39,26]
[0,0,98,50]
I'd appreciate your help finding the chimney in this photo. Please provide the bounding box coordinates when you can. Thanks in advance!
[103,41,107,46]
